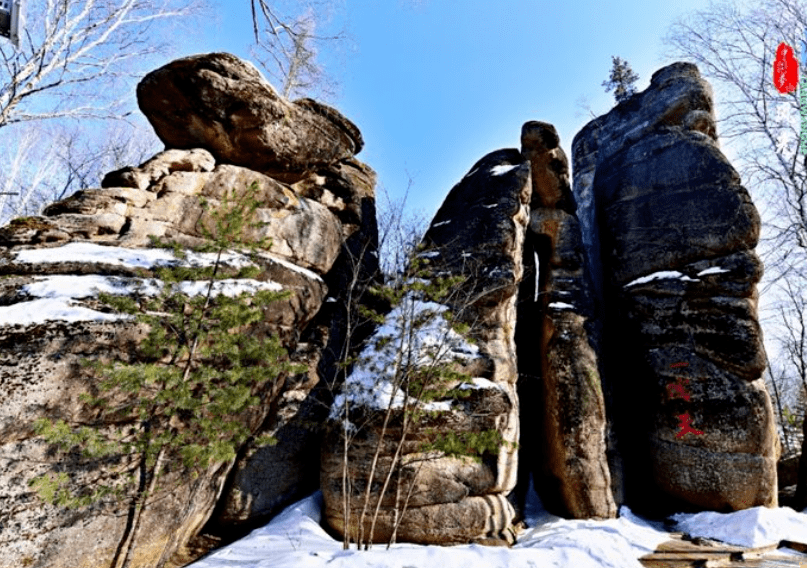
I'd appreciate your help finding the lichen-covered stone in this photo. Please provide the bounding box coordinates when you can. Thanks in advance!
[516,121,615,520]
[0,142,378,566]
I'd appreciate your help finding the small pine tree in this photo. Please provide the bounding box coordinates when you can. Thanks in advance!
[31,182,302,568]
[602,55,639,103]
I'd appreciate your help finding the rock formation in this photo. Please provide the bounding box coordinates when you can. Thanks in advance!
[136,53,362,182]
[320,147,528,546]
[0,51,783,565]
[0,53,379,568]
[796,419,807,510]
[318,120,619,545]
[572,62,778,514]
[516,121,616,520]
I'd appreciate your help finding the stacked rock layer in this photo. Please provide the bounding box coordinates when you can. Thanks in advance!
[0,53,379,568]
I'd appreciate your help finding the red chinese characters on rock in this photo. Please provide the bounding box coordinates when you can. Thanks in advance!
[667,362,704,439]
[666,377,691,401]
[675,412,704,439]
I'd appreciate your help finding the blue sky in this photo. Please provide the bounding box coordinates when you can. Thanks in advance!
[186,0,712,220]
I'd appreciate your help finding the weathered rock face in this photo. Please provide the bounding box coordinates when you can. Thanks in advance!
[137,53,363,182]
[0,195,326,568]
[209,159,382,533]
[320,148,529,545]
[0,53,379,568]
[572,62,778,514]
[515,121,616,520]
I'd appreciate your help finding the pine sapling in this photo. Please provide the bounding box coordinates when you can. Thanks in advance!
[31,182,302,568]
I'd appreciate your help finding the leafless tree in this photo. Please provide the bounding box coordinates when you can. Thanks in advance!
[665,0,807,270]
[0,120,158,226]
[0,0,206,129]
[0,123,62,223]
[0,0,205,225]
[249,0,347,100]
[777,276,807,434]
[664,0,807,443]
[375,181,429,280]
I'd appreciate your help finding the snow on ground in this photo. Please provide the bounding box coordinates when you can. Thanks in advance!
[188,492,665,568]
[671,506,807,548]
[187,484,807,568]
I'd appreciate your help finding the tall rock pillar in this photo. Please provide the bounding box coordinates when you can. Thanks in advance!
[516,122,616,519]
[572,62,778,514]
[320,148,528,545]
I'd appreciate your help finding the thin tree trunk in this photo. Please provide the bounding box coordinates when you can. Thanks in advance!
[342,400,351,550]
[389,456,427,548]
[116,446,167,568]
[768,362,791,452]
[356,311,411,550]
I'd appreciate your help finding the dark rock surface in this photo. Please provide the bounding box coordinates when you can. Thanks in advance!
[516,121,615,520]
[320,148,530,545]
[572,62,777,515]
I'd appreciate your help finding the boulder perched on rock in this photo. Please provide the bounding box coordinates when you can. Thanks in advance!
[137,53,363,182]
[320,147,529,546]
[0,52,379,567]
[572,62,778,514]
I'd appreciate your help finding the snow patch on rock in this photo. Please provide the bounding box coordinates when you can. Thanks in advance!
[1,274,282,326]
[13,241,254,270]
[459,378,502,391]
[696,266,730,277]
[490,164,519,176]
[328,293,480,420]
[624,271,700,288]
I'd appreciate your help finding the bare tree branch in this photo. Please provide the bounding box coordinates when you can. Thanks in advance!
[0,0,206,128]
[248,0,347,100]
[665,0,807,430]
